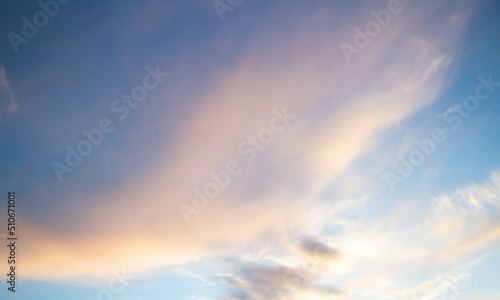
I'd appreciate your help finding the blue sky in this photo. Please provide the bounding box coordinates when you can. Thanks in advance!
[1,0,500,299]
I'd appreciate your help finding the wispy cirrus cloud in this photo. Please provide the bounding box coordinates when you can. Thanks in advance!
[1,2,494,300]
[329,169,500,299]
[0,65,17,113]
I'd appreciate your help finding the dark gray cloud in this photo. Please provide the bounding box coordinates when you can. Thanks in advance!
[219,255,341,299]
[298,236,340,262]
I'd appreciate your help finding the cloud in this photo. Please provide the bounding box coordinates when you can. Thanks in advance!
[0,65,17,113]
[298,236,340,262]
[219,263,342,300]
[326,169,500,299]
[2,2,483,297]
[398,273,469,300]
[418,170,500,267]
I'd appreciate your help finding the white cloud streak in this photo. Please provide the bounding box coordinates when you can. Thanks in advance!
[0,65,17,113]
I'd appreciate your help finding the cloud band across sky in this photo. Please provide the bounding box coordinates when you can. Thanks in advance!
[0,0,500,299]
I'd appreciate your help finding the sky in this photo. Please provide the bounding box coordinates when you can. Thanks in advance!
[0,0,500,299]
